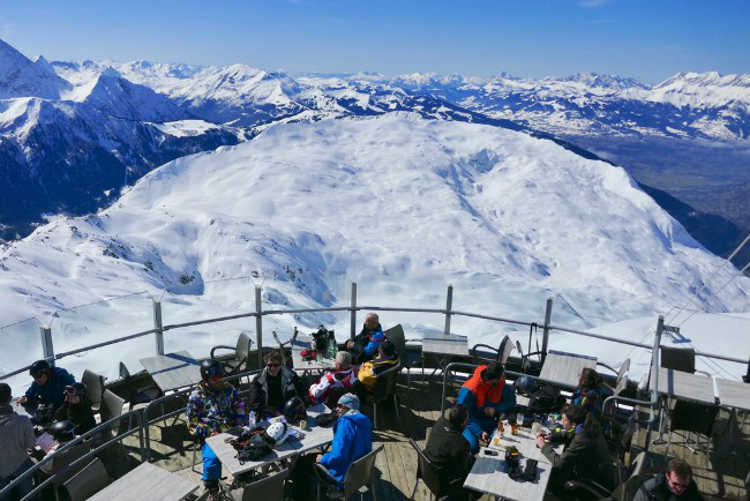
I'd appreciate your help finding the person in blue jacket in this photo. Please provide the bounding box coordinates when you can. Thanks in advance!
[316,392,373,485]
[457,362,516,453]
[18,360,75,416]
[345,313,385,364]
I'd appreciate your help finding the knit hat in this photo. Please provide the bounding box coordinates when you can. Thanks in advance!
[337,392,360,411]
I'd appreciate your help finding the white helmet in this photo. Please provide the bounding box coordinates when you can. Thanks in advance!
[265,421,289,446]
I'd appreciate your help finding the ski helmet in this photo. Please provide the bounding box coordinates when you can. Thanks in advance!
[200,359,224,381]
[265,421,289,446]
[283,396,307,424]
[514,375,537,397]
[49,419,77,442]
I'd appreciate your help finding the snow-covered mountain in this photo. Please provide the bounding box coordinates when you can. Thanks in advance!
[1,115,748,384]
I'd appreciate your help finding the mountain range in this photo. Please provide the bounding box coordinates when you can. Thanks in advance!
[1,38,748,267]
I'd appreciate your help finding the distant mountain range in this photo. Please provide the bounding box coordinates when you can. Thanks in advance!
[1,38,748,267]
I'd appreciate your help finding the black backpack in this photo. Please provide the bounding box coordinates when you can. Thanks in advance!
[527,385,566,414]
[228,428,273,463]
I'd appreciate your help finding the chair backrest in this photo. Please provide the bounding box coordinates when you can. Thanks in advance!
[498,335,513,365]
[660,346,695,373]
[342,444,383,497]
[614,359,630,396]
[236,332,251,362]
[374,363,402,400]
[62,457,111,501]
[118,362,130,380]
[82,369,105,411]
[408,438,443,496]
[743,358,750,384]
[231,468,288,500]
[671,400,718,436]
[383,324,406,358]
[100,389,125,434]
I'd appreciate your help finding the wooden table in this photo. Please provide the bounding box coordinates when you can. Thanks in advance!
[88,462,199,501]
[650,367,718,405]
[464,425,561,501]
[291,336,337,372]
[139,351,202,392]
[538,350,597,389]
[206,404,334,477]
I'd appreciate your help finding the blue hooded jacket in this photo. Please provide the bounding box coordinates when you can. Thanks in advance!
[25,366,75,408]
[319,410,372,485]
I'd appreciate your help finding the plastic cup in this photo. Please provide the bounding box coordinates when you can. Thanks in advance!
[516,413,524,427]
[531,422,542,437]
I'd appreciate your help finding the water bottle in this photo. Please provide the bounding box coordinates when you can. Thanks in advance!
[248,410,256,428]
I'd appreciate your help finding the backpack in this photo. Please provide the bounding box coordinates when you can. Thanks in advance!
[527,385,566,414]
[228,427,273,463]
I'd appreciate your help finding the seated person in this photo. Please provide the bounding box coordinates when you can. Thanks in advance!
[54,383,96,435]
[570,367,607,423]
[355,339,400,395]
[345,313,385,364]
[457,363,516,454]
[255,351,308,415]
[186,359,246,500]
[633,458,704,501]
[0,383,36,501]
[292,393,372,501]
[424,405,475,500]
[308,351,358,407]
[535,404,612,497]
[18,360,75,416]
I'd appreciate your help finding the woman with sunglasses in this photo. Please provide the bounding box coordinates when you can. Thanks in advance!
[255,351,308,415]
[53,383,96,435]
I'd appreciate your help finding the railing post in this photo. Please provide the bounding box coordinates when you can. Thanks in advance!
[39,326,54,365]
[350,282,357,341]
[255,286,263,369]
[645,315,664,450]
[541,297,553,364]
[152,299,164,355]
[443,284,453,335]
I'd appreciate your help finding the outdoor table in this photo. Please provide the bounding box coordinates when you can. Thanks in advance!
[139,351,202,392]
[649,367,717,405]
[715,378,750,412]
[206,403,334,477]
[421,334,468,380]
[87,461,199,501]
[464,424,562,501]
[291,335,337,373]
[538,350,597,389]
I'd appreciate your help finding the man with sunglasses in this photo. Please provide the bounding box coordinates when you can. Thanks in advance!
[186,359,246,500]
[633,458,703,501]
[17,360,75,416]
[255,351,308,415]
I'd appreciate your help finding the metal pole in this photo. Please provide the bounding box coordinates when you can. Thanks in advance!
[541,298,553,364]
[39,326,54,365]
[255,286,263,369]
[443,284,453,335]
[153,299,164,355]
[350,282,357,341]
[645,315,664,450]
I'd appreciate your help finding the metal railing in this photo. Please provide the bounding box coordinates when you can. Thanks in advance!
[2,283,747,386]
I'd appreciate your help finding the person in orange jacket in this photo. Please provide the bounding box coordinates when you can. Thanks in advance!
[456,363,516,453]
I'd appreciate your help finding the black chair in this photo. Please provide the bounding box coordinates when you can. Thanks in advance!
[743,357,750,384]
[562,458,625,501]
[61,457,111,501]
[229,468,289,500]
[362,362,403,429]
[407,439,466,501]
[470,335,513,365]
[660,346,710,377]
[118,362,161,404]
[211,332,252,375]
[81,369,105,414]
[666,399,719,455]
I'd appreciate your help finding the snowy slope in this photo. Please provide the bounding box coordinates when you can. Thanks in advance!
[1,114,748,384]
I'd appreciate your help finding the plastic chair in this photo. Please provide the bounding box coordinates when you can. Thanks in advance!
[665,399,718,455]
[211,332,252,375]
[100,389,126,436]
[38,441,92,501]
[118,362,161,404]
[61,457,111,501]
[470,335,513,365]
[315,444,383,501]
[229,467,289,500]
[82,369,105,413]
[407,438,465,501]
[362,362,403,429]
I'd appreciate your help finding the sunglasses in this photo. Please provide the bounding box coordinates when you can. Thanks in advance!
[266,363,281,368]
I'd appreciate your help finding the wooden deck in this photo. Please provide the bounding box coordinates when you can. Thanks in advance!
[110,374,750,501]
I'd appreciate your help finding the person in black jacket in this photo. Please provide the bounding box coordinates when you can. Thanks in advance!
[423,405,474,500]
[536,404,613,497]
[255,351,309,415]
[345,313,385,364]
[53,383,96,435]
[633,458,704,501]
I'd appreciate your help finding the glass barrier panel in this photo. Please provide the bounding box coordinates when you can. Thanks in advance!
[49,292,155,383]
[0,317,43,396]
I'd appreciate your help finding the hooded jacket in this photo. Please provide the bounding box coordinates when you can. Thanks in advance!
[24,366,75,409]
[319,410,372,485]
[54,397,97,435]
[457,365,516,421]
[256,366,306,409]
[309,368,357,405]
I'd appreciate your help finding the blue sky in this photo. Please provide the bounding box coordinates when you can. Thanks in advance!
[2,0,748,84]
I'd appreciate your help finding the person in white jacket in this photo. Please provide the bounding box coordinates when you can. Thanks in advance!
[308,351,357,407]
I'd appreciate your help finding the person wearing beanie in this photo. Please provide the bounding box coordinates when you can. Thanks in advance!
[457,362,516,453]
